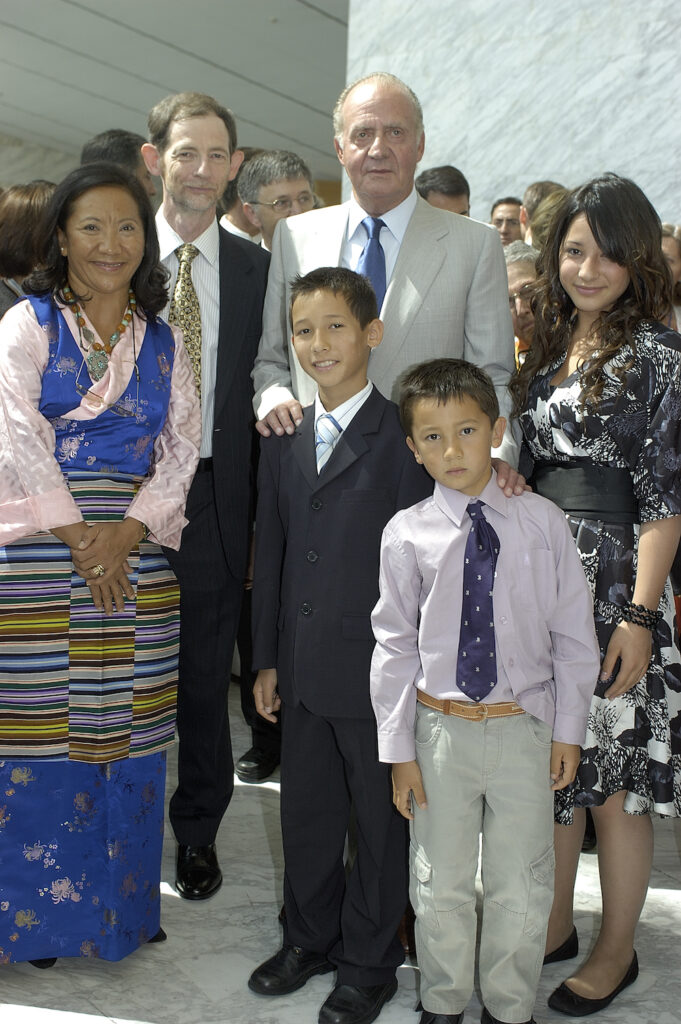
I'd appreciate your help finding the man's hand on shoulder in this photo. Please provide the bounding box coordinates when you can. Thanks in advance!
[491,458,529,497]
[256,399,304,438]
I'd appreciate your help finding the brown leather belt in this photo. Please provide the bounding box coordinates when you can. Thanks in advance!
[417,691,525,720]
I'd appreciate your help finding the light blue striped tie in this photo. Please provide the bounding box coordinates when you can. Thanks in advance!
[315,413,343,473]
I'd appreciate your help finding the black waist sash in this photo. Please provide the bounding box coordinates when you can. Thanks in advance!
[531,462,639,523]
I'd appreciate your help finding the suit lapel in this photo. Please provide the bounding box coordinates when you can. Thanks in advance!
[314,389,384,490]
[370,198,450,388]
[290,409,319,492]
[214,228,252,417]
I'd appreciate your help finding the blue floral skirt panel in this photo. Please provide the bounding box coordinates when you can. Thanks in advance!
[0,753,165,963]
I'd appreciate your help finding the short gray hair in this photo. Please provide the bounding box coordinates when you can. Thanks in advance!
[332,72,424,141]
[237,150,313,203]
[504,240,539,268]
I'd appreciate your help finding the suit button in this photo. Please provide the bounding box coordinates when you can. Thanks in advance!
[300,603,312,616]
[311,498,322,510]
[306,550,318,563]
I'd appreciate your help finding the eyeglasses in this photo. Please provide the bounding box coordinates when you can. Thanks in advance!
[250,193,315,214]
[508,284,535,308]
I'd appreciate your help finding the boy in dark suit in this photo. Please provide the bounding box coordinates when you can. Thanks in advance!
[248,267,431,1024]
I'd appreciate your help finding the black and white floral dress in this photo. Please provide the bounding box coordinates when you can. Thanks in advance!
[519,321,681,823]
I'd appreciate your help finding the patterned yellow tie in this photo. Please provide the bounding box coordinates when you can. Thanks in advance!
[168,244,202,400]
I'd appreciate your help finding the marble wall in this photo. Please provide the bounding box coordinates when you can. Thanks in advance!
[0,131,77,189]
[346,0,680,224]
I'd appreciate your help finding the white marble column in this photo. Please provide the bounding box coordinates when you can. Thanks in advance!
[346,0,680,222]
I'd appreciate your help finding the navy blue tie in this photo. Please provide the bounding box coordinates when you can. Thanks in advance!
[355,217,386,311]
[456,501,500,702]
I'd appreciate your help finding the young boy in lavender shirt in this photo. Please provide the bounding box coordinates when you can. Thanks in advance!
[370,358,600,1024]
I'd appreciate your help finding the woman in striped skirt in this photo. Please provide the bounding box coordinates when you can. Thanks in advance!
[0,164,200,966]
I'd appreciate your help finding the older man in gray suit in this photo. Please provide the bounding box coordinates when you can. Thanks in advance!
[252,71,522,484]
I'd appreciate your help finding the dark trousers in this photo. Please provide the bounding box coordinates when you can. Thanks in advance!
[164,468,244,847]
[236,587,281,757]
[280,701,407,986]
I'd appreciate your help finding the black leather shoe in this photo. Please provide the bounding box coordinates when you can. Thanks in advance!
[481,1009,536,1024]
[548,952,638,1016]
[543,926,579,965]
[248,944,333,995]
[29,957,57,969]
[148,927,167,943]
[235,746,280,782]
[420,1011,463,1023]
[318,979,398,1024]
[175,843,222,900]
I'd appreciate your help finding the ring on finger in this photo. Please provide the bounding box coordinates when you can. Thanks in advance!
[92,564,106,578]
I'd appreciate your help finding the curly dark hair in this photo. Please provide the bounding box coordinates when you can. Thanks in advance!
[509,173,672,418]
[25,163,169,317]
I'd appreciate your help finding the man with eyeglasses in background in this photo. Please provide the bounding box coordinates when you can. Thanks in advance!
[504,240,539,367]
[239,151,316,251]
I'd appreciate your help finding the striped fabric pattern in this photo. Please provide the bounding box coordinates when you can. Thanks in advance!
[0,473,179,763]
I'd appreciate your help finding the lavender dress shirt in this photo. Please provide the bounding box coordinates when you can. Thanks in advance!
[370,470,601,762]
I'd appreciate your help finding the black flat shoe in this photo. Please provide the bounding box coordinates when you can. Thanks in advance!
[248,944,333,995]
[318,979,398,1024]
[419,1011,463,1024]
[543,926,579,965]
[235,746,280,782]
[148,927,167,943]
[175,843,222,900]
[29,957,57,969]
[548,951,638,1017]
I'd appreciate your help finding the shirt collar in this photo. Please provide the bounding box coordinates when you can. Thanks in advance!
[314,381,373,432]
[156,208,220,267]
[433,468,510,526]
[346,188,418,245]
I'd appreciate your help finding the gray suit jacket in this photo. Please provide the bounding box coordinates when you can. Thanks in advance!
[252,196,517,460]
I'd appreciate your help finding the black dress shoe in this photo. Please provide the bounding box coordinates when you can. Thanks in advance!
[248,943,333,995]
[175,843,222,900]
[29,957,57,969]
[543,925,579,965]
[481,1009,536,1024]
[420,1011,463,1023]
[548,951,638,1016]
[148,927,167,943]
[318,979,398,1024]
[235,746,280,782]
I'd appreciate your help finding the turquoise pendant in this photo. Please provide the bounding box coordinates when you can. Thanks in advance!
[86,349,109,381]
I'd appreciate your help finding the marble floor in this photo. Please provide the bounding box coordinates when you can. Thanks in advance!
[2,686,680,1024]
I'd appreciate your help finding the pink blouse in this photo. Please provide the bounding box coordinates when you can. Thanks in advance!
[0,299,201,549]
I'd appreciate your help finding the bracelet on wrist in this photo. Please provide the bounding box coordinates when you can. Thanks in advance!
[617,600,662,631]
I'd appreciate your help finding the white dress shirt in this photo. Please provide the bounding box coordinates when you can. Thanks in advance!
[156,210,220,459]
[219,214,262,247]
[342,190,418,307]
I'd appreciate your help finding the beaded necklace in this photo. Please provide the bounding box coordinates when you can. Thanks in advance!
[63,284,137,381]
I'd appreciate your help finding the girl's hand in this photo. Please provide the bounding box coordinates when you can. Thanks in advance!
[601,621,652,698]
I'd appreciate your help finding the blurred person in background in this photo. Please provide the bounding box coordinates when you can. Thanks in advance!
[0,180,56,317]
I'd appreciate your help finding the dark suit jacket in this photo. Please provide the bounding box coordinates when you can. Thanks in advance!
[211,228,269,579]
[252,388,432,719]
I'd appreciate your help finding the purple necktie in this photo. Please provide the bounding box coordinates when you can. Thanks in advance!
[456,501,499,702]
[355,217,386,311]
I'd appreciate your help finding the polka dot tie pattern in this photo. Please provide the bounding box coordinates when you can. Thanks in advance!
[168,244,202,400]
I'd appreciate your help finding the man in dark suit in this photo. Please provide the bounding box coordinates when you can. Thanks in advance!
[142,92,269,900]
[248,268,431,1024]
